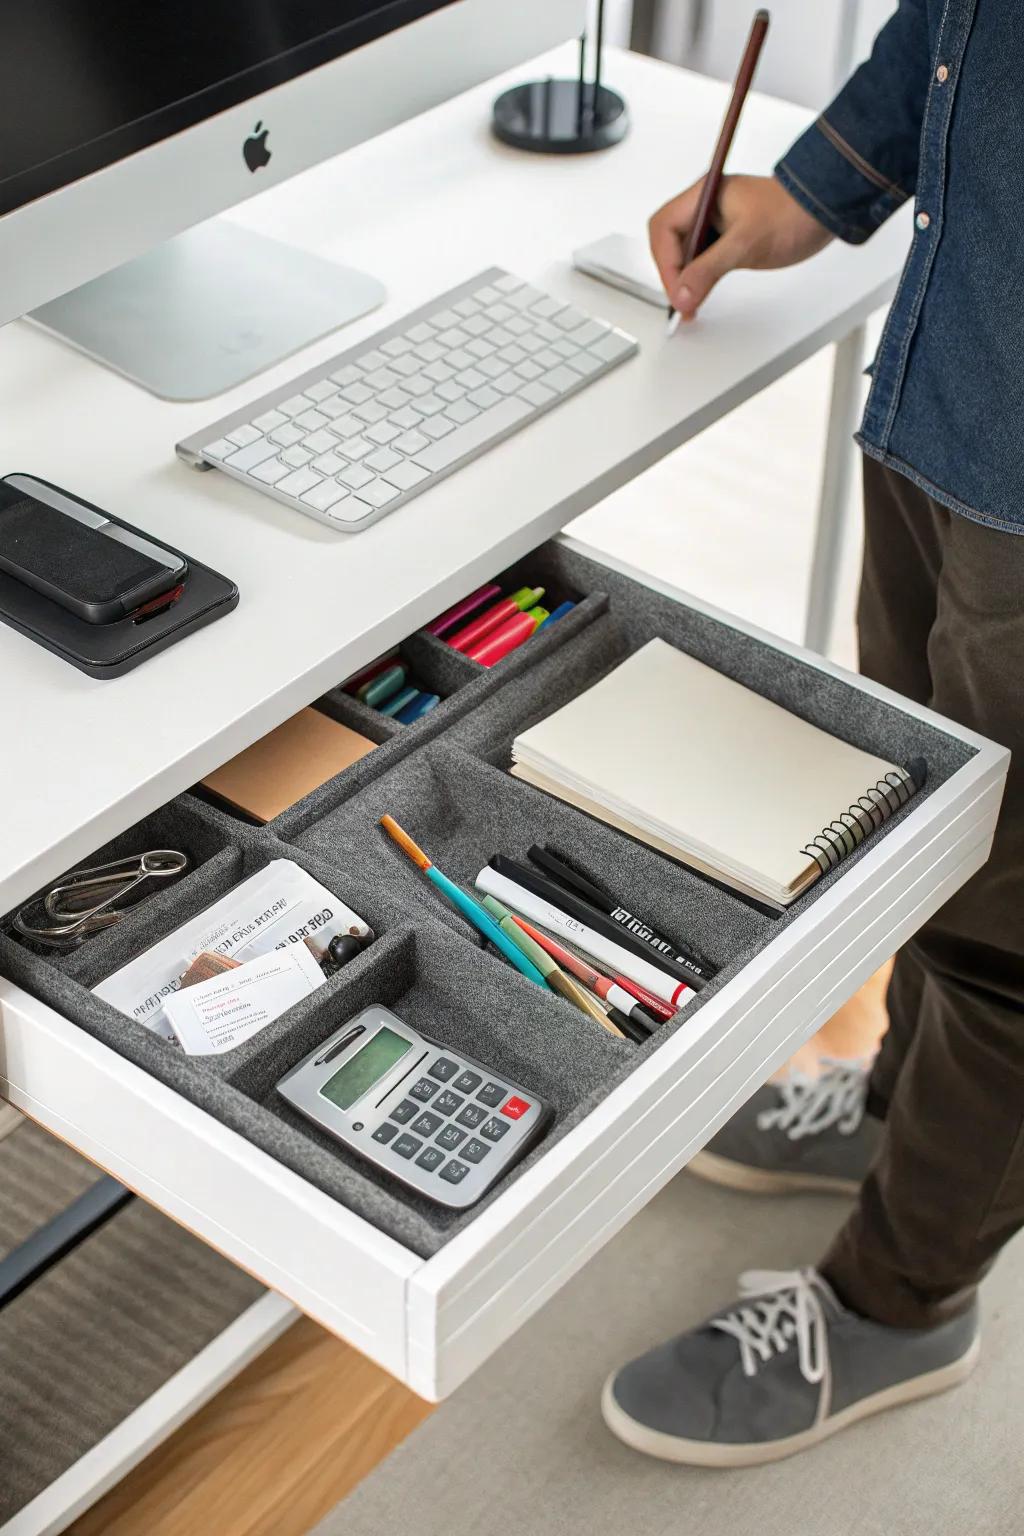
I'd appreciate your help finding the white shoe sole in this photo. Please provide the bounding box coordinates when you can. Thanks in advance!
[688,1149,861,1197]
[601,1334,980,1468]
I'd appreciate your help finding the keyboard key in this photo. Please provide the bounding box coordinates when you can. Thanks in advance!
[421,417,455,440]
[533,319,562,343]
[462,314,490,337]
[357,478,400,509]
[492,274,523,293]
[381,335,414,357]
[501,1095,532,1119]
[453,297,482,317]
[353,401,389,425]
[480,1116,510,1142]
[270,420,307,445]
[390,1098,419,1124]
[372,1122,399,1144]
[356,348,388,371]
[515,359,542,382]
[329,364,361,387]
[445,348,474,372]
[301,479,351,512]
[295,408,329,431]
[461,1137,490,1164]
[429,1057,460,1083]
[277,394,312,417]
[473,283,503,304]
[225,438,279,472]
[393,1134,422,1160]
[416,1145,445,1172]
[436,1124,466,1151]
[364,367,400,391]
[414,340,445,364]
[414,397,532,472]
[390,354,421,377]
[325,413,364,439]
[506,285,545,311]
[466,338,495,360]
[429,307,460,330]
[437,327,470,349]
[453,1070,482,1094]
[252,409,287,433]
[504,314,532,336]
[477,356,507,379]
[340,382,373,405]
[394,429,431,455]
[436,380,465,402]
[409,1076,439,1102]
[389,406,423,430]
[498,344,527,366]
[432,1090,464,1115]
[227,423,262,448]
[414,394,446,418]
[456,1103,487,1130]
[573,319,610,347]
[566,350,603,378]
[329,497,376,526]
[423,360,455,384]
[366,421,401,445]
[492,372,522,397]
[519,380,556,408]
[486,326,516,349]
[277,467,323,498]
[339,462,374,490]
[250,456,291,485]
[534,348,562,371]
[365,447,401,473]
[202,437,236,461]
[517,334,546,356]
[311,451,347,476]
[341,435,373,460]
[318,392,354,420]
[411,1111,444,1139]
[302,428,340,454]
[280,445,313,468]
[531,295,566,320]
[401,375,434,399]
[590,329,635,363]
[444,398,479,425]
[485,303,515,324]
[382,460,430,492]
[477,1082,507,1107]
[305,378,337,401]
[454,367,486,391]
[405,322,435,345]
[468,385,501,410]
[439,1159,470,1185]
[552,338,579,360]
[378,386,411,410]
[539,365,582,395]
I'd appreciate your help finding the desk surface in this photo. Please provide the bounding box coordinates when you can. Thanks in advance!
[0,46,909,915]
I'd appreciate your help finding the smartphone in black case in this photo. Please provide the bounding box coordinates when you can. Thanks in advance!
[0,474,187,623]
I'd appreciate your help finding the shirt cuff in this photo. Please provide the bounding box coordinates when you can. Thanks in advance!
[775,117,909,246]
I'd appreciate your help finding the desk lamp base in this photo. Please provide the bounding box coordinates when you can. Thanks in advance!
[492,79,628,155]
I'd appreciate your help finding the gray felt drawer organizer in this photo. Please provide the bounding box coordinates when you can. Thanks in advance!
[1,538,1003,1395]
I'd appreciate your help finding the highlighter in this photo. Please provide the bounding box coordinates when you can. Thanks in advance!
[427,583,501,638]
[379,684,420,717]
[469,606,549,667]
[359,664,406,707]
[449,586,544,653]
[396,691,440,725]
[539,600,576,628]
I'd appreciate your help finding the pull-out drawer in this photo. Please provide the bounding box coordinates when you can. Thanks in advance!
[0,536,1007,1400]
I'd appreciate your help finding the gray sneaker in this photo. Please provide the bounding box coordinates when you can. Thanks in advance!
[602,1268,980,1467]
[688,1058,881,1196]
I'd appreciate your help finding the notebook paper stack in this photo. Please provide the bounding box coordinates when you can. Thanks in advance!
[510,639,925,908]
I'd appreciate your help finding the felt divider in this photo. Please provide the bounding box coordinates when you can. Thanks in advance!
[270,589,609,843]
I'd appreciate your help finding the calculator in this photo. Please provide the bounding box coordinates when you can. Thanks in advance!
[276,1006,550,1209]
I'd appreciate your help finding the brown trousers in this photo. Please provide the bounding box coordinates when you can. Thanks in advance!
[820,457,1024,1330]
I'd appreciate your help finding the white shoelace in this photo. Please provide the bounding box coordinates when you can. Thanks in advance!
[712,1269,833,1420]
[757,1058,869,1142]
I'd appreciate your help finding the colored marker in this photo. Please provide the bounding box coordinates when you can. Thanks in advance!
[378,684,420,717]
[508,916,661,1034]
[427,583,502,638]
[449,586,544,653]
[481,896,623,1037]
[345,651,400,695]
[359,664,406,708]
[538,600,576,629]
[469,606,549,667]
[396,691,440,725]
[379,817,547,987]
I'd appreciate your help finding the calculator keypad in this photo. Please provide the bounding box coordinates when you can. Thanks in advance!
[440,1159,470,1185]
[436,1124,466,1151]
[453,1070,482,1094]
[412,1111,444,1138]
[390,1099,418,1124]
[456,1103,487,1130]
[481,1116,510,1142]
[393,1134,422,1159]
[477,1082,507,1107]
[372,1123,398,1144]
[409,1077,439,1102]
[429,1057,460,1082]
[433,1090,464,1116]
[416,1146,445,1172]
[461,1138,490,1164]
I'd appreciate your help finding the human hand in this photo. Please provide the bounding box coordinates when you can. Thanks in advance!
[649,173,832,321]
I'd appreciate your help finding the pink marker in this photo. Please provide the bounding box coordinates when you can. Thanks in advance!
[469,605,549,666]
[427,583,501,638]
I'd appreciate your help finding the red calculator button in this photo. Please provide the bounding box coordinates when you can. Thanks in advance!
[501,1096,531,1120]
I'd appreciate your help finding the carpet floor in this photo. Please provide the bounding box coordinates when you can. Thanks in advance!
[316,1171,1024,1536]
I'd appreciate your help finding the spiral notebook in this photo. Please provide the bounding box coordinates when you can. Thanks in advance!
[510,639,924,908]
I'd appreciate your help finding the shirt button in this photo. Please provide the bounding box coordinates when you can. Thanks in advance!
[936,63,949,83]
[916,211,931,231]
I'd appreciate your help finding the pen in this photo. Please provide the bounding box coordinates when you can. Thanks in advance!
[507,915,661,1034]
[666,8,770,337]
[528,843,716,987]
[379,816,547,987]
[481,895,625,1037]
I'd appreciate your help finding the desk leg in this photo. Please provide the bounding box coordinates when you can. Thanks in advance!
[805,323,867,656]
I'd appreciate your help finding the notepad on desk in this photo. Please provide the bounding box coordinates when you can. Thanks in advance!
[201,707,376,823]
[510,639,925,908]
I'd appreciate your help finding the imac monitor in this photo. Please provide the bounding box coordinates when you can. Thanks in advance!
[1,0,584,398]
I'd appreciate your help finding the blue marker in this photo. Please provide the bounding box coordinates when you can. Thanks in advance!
[396,691,441,725]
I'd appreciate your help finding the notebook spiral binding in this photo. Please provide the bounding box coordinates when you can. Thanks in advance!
[801,767,916,877]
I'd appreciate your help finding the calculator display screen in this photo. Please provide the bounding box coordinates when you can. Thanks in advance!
[319,1027,412,1111]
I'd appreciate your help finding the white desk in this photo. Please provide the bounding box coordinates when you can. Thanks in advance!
[0,45,909,917]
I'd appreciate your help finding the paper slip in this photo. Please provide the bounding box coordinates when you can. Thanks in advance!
[163,943,325,1055]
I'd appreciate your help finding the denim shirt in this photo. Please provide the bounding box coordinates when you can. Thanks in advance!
[775,0,1023,536]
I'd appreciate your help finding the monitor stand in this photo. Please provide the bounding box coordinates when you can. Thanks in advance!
[26,220,387,403]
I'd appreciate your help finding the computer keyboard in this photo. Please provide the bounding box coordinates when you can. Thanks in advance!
[176,268,638,533]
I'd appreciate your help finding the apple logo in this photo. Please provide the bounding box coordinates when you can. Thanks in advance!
[243,121,271,173]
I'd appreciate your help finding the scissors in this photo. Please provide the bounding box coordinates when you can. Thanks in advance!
[14,850,188,947]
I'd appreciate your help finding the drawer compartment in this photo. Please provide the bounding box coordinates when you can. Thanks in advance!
[0,535,1007,1399]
